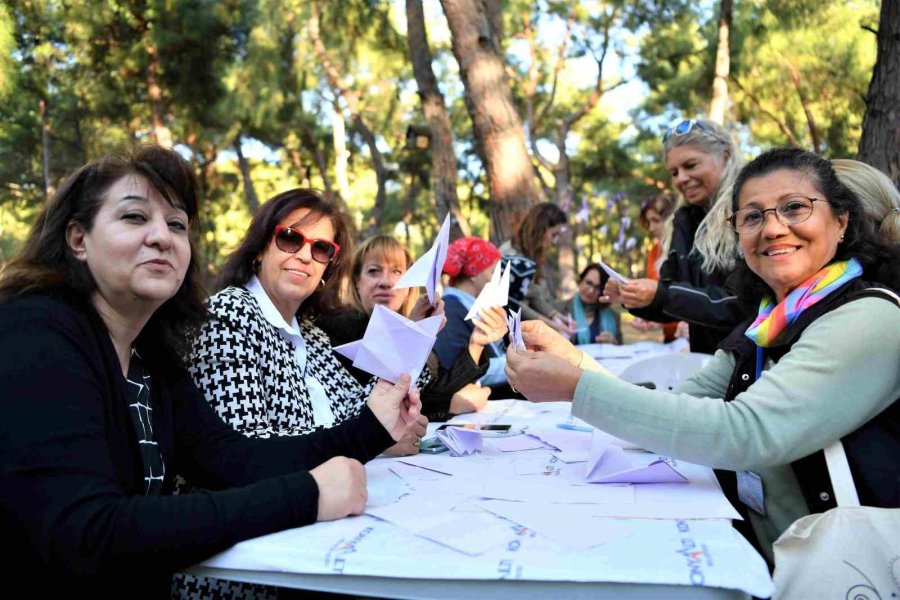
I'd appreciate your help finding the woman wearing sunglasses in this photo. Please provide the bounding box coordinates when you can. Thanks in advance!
[507,148,900,566]
[0,150,422,596]
[603,118,746,354]
[188,189,428,448]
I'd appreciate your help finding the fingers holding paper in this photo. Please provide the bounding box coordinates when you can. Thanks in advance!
[470,306,508,347]
[367,374,423,442]
[409,293,445,323]
[310,457,367,521]
[619,278,657,309]
[520,320,582,366]
[505,344,583,402]
[601,279,624,305]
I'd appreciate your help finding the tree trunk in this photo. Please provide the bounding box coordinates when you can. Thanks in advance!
[406,0,470,240]
[787,62,821,154]
[440,0,542,245]
[146,44,173,148]
[354,115,389,238]
[858,0,900,185]
[39,97,54,200]
[709,0,732,124]
[330,109,352,207]
[234,135,260,214]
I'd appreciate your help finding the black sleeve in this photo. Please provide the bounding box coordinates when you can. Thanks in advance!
[0,306,392,577]
[419,350,489,421]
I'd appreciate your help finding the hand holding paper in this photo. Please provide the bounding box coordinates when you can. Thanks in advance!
[464,261,510,320]
[393,214,451,304]
[599,259,630,284]
[434,426,483,456]
[585,432,687,484]
[507,309,525,351]
[334,304,442,386]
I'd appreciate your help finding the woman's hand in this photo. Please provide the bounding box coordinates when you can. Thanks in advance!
[630,317,661,332]
[675,320,690,339]
[505,345,583,402]
[600,279,624,304]
[310,456,368,521]
[520,320,582,366]
[449,382,490,415]
[409,294,445,323]
[382,414,429,456]
[595,331,618,344]
[366,374,422,442]
[619,279,658,309]
[469,306,508,347]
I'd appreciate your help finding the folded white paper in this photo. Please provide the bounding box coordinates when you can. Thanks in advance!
[507,309,525,351]
[435,426,483,456]
[333,304,443,385]
[464,261,510,320]
[599,259,630,284]
[585,433,687,484]
[393,214,450,304]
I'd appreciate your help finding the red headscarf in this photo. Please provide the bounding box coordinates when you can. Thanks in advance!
[442,237,501,285]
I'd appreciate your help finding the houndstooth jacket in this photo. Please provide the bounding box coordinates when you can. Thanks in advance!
[189,285,405,437]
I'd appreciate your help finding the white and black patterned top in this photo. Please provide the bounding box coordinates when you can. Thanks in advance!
[125,349,165,495]
[188,285,432,437]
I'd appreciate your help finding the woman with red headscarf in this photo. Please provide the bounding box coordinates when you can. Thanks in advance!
[435,237,516,398]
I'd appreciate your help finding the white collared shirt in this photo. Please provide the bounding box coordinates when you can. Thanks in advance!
[245,276,335,427]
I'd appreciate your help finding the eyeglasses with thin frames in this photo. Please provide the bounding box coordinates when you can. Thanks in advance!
[273,225,341,264]
[727,196,828,235]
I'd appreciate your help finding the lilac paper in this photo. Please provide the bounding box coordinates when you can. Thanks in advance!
[393,214,450,304]
[507,309,525,351]
[435,426,483,456]
[585,433,686,484]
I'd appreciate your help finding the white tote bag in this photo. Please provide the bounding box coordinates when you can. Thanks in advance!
[772,442,900,599]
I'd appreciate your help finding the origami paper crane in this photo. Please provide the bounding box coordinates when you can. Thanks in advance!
[464,260,510,321]
[585,433,687,484]
[333,304,443,386]
[507,309,525,351]
[434,426,483,456]
[393,214,450,304]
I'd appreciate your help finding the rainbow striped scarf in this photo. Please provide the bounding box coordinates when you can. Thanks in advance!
[745,258,863,347]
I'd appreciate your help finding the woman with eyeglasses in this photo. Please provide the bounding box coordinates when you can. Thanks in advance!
[500,202,574,335]
[603,119,746,354]
[0,150,422,596]
[558,263,622,345]
[317,235,505,421]
[506,147,900,565]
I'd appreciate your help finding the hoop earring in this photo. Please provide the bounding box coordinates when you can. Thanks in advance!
[318,277,327,290]
[252,258,261,273]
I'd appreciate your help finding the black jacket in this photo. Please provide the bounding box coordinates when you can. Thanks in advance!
[631,205,746,354]
[720,281,900,514]
[0,294,394,598]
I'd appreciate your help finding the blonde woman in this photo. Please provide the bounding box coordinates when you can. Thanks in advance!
[603,118,746,353]
[833,159,900,244]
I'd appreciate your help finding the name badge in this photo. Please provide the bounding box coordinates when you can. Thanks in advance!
[737,470,766,516]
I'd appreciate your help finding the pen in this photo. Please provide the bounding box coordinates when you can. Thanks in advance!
[556,423,593,433]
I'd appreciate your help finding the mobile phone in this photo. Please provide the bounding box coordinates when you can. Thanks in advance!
[419,437,449,454]
[435,424,522,437]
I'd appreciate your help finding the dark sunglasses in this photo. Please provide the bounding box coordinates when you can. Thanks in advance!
[663,119,710,142]
[273,225,341,264]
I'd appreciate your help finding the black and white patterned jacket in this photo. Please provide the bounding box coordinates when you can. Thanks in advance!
[189,286,381,437]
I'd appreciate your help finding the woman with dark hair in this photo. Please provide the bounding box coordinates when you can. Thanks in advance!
[189,191,427,453]
[317,234,499,420]
[506,147,899,564]
[603,119,746,354]
[558,264,622,345]
[500,201,571,335]
[0,147,421,596]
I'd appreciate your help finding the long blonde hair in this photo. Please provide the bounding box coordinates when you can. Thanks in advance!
[832,159,900,244]
[661,119,742,273]
[347,235,419,316]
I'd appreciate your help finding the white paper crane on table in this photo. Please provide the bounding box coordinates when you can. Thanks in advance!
[464,260,510,321]
[333,304,443,386]
[393,214,451,304]
[585,432,687,484]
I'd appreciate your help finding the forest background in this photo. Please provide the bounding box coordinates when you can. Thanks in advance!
[1,0,897,294]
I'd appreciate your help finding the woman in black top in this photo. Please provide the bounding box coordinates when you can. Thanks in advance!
[603,119,746,353]
[0,146,421,597]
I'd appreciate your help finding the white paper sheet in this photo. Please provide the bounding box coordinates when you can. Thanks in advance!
[393,214,450,304]
[599,259,630,284]
[464,261,510,320]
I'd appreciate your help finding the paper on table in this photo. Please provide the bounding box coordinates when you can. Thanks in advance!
[487,435,547,453]
[393,214,450,304]
[585,433,687,484]
[479,476,635,504]
[435,426,483,456]
[333,304,442,385]
[507,309,525,351]
[526,427,594,453]
[599,259,630,284]
[464,261,510,320]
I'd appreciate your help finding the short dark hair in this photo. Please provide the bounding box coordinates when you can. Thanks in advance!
[217,188,352,318]
[0,145,207,373]
[730,147,900,307]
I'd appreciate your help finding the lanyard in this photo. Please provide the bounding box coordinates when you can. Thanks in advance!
[755,346,764,380]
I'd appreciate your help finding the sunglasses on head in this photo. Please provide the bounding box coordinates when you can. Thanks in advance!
[663,119,710,142]
[273,225,340,264]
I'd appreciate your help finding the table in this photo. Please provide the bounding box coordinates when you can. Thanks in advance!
[187,400,773,599]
